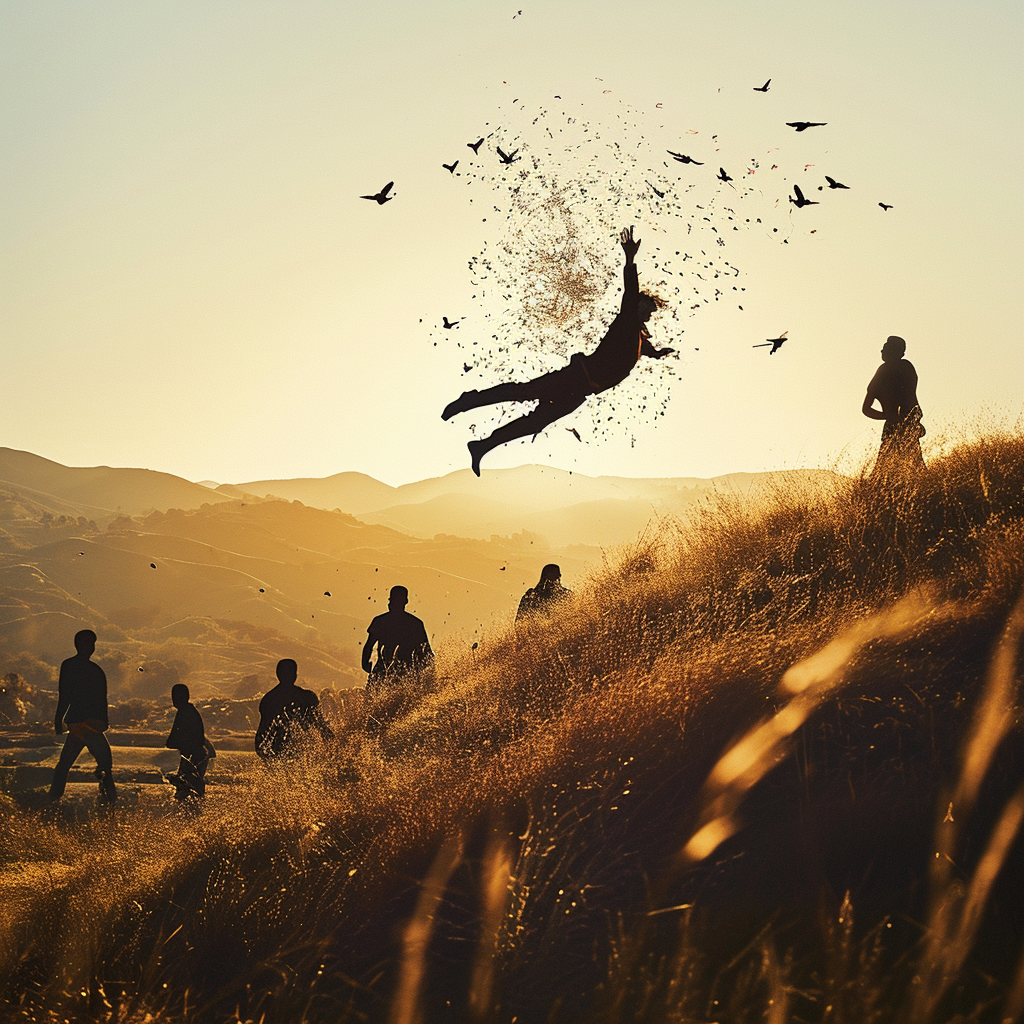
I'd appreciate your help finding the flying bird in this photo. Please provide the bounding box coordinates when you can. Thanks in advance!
[360,181,394,204]
[789,184,818,208]
[443,317,462,329]
[496,146,520,164]
[879,202,894,211]
[824,175,850,189]
[463,363,473,373]
[667,150,704,165]
[646,181,666,198]
[442,161,459,174]
[786,122,827,131]
[753,79,771,92]
[717,167,733,183]
[467,138,485,153]
[567,427,582,442]
[753,331,788,354]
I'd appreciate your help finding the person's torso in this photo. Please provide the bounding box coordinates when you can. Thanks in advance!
[370,611,426,669]
[580,314,646,393]
[61,658,107,724]
[260,684,318,726]
[871,360,919,420]
[172,704,206,754]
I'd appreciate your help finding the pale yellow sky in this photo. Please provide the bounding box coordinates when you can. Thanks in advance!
[2,0,1021,485]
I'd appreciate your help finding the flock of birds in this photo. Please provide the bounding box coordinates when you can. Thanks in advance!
[359,76,895,373]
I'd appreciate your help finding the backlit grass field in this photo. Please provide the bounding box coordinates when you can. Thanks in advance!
[3,429,1024,1023]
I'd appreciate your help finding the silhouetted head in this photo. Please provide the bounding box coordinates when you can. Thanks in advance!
[276,658,298,685]
[171,683,190,709]
[73,629,97,656]
[538,564,561,587]
[388,585,409,611]
[881,335,906,362]
[638,293,664,324]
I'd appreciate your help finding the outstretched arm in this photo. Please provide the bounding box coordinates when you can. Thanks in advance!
[619,227,640,312]
[620,226,640,265]
[640,338,675,359]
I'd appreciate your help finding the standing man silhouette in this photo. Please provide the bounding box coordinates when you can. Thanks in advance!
[442,227,675,475]
[49,629,116,803]
[255,659,335,760]
[362,585,434,688]
[862,335,925,476]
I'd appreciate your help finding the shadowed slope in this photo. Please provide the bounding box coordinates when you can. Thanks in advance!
[2,431,1024,1023]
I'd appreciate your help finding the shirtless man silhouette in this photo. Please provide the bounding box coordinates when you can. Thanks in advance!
[49,629,116,803]
[362,585,433,688]
[442,227,675,475]
[862,335,925,476]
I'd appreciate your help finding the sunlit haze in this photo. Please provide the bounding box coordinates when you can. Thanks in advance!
[2,0,1020,486]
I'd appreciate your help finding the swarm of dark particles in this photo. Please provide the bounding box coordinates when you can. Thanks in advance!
[438,96,810,444]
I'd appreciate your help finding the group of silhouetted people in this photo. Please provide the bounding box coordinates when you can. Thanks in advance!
[46,569,571,808]
[44,311,922,811]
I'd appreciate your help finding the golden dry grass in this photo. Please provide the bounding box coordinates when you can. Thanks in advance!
[3,428,1024,1022]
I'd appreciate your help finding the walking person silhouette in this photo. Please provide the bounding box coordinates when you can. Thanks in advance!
[442,227,675,475]
[165,683,215,801]
[49,629,116,804]
[862,335,925,477]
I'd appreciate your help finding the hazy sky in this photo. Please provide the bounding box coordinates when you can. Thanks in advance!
[2,0,1021,486]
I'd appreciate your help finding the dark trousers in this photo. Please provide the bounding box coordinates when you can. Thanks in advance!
[50,720,115,801]
[464,360,592,454]
[172,753,208,800]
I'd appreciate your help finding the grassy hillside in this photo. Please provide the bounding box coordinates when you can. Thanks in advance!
[2,431,1024,1023]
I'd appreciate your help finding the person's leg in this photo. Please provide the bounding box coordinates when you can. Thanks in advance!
[468,393,587,475]
[443,380,546,421]
[80,727,116,803]
[443,361,586,421]
[49,733,86,800]
[178,755,206,799]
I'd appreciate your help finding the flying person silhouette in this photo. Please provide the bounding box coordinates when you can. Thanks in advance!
[863,335,925,476]
[49,629,116,804]
[442,227,675,476]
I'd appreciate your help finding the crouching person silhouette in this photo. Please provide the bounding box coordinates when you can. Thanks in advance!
[165,683,215,801]
[442,227,675,475]
[516,564,572,624]
[49,629,116,804]
[255,659,335,760]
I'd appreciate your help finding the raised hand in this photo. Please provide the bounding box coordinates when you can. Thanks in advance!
[620,226,641,260]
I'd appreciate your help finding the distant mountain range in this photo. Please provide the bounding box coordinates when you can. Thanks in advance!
[0,447,842,698]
